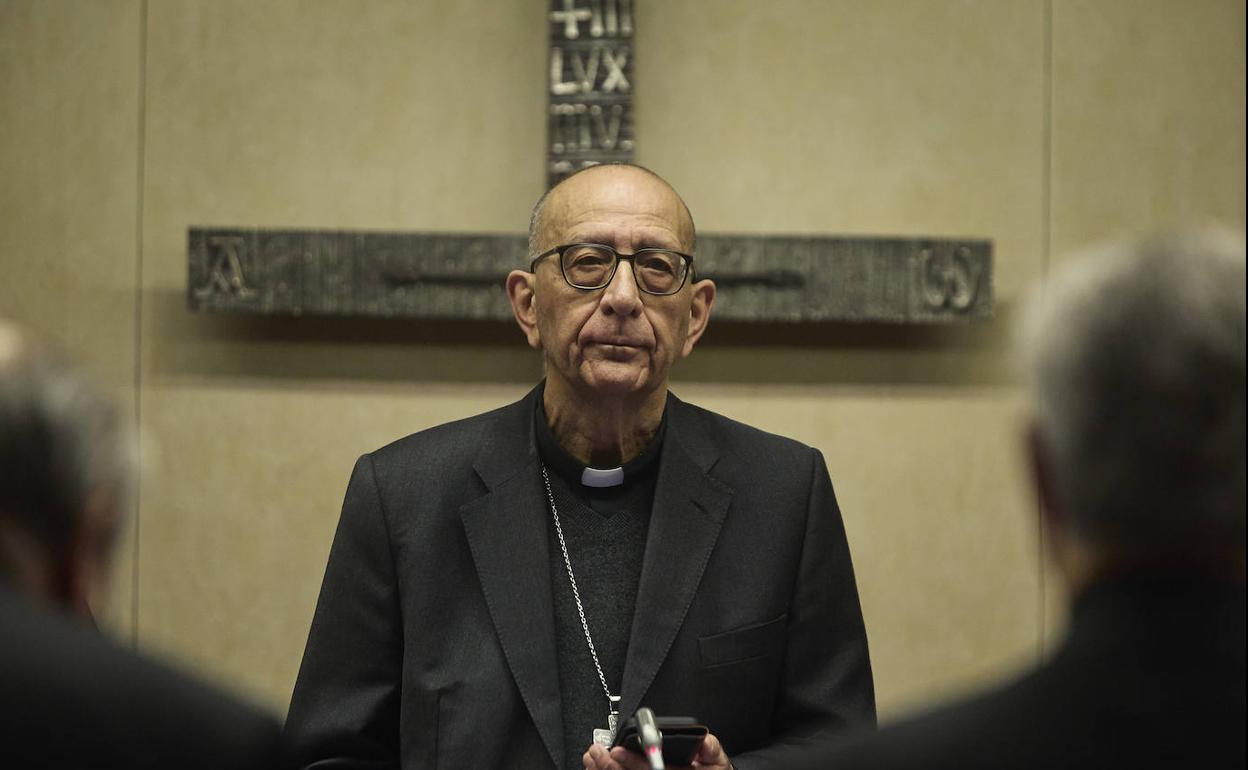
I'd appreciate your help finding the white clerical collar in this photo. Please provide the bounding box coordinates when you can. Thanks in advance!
[580,466,625,488]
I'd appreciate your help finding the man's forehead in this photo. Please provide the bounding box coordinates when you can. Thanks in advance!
[542,166,693,244]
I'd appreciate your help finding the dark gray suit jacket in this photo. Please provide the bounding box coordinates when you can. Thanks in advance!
[286,387,875,769]
[0,582,283,770]
[805,574,1246,770]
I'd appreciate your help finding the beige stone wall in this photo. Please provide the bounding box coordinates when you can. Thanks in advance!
[0,0,143,636]
[1,0,1243,721]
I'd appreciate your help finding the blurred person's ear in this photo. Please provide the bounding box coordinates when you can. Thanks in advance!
[66,489,122,624]
[1027,421,1098,596]
[1026,422,1063,537]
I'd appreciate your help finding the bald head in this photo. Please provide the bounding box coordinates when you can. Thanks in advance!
[505,162,716,418]
[528,164,696,257]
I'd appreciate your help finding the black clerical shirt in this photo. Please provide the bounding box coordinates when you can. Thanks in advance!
[535,399,664,770]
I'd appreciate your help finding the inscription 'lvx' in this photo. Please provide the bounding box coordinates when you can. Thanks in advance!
[548,0,634,186]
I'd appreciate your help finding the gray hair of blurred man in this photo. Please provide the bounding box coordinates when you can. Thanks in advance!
[1019,228,1246,557]
[0,323,135,605]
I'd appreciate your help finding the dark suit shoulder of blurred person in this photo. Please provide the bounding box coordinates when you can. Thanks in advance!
[0,322,284,770]
[807,228,1246,770]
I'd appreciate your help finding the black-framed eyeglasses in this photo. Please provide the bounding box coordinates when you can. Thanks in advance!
[529,243,695,296]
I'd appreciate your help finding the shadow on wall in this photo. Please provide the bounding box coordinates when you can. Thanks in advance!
[148,289,1019,388]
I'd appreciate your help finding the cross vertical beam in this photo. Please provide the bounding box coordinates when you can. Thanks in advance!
[547,0,635,188]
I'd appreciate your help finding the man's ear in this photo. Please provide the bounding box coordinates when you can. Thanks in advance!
[45,526,94,622]
[1026,421,1065,537]
[506,269,542,349]
[65,491,119,624]
[681,278,716,358]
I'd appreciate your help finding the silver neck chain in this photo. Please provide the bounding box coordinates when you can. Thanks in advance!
[540,465,619,714]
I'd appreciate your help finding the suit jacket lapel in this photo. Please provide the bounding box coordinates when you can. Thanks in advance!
[460,387,564,768]
[618,395,734,723]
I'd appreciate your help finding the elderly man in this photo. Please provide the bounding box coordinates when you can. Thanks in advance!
[286,164,875,770]
[809,229,1246,769]
[0,323,283,769]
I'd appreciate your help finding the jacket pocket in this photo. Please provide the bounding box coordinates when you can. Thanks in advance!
[697,613,788,668]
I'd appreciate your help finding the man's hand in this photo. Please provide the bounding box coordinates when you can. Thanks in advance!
[582,733,733,770]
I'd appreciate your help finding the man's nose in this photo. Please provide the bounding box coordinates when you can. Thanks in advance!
[600,259,643,317]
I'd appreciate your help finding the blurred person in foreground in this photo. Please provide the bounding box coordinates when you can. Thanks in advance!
[0,321,284,770]
[807,228,1245,769]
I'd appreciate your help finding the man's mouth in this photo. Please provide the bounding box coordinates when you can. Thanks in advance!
[585,340,648,360]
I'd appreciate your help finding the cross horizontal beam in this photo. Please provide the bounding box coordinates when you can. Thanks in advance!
[187,227,992,323]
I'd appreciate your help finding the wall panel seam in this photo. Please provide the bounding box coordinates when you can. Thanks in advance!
[131,0,149,648]
[1037,0,1055,663]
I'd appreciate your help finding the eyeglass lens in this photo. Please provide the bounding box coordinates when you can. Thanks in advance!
[561,244,688,294]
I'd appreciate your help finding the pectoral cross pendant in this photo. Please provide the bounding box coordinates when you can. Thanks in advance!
[591,696,621,748]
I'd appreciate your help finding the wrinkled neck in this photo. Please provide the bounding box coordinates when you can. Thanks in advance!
[541,381,666,467]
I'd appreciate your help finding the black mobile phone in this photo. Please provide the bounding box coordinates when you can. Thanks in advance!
[612,716,708,766]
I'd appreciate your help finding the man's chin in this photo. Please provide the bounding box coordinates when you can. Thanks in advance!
[576,360,657,396]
